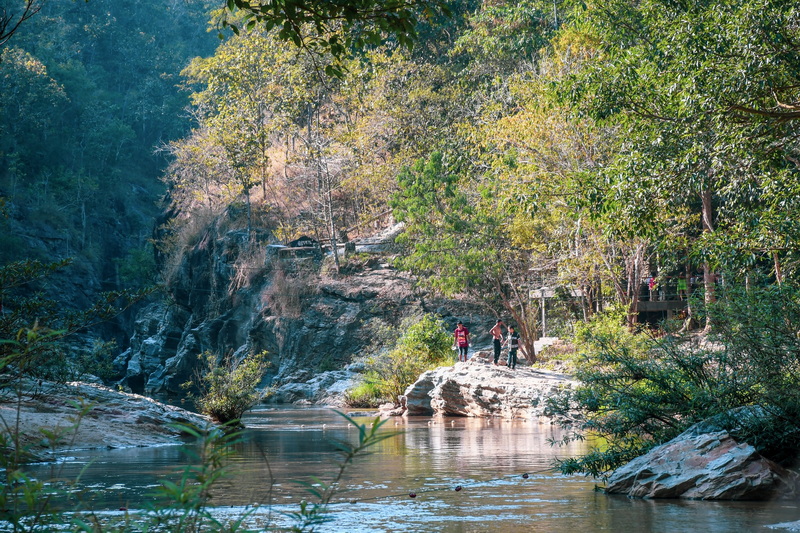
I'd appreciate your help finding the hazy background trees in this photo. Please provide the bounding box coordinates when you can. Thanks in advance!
[0,0,217,293]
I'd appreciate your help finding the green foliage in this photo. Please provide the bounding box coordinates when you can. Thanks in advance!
[0,259,155,384]
[391,152,499,296]
[115,244,157,290]
[700,285,800,462]
[349,314,453,406]
[550,288,800,478]
[186,350,270,424]
[74,338,118,382]
[391,151,541,358]
[222,0,451,74]
[1,0,217,312]
[451,0,554,78]
[343,380,384,408]
[561,0,800,281]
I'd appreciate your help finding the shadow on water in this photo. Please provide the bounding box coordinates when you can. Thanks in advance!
[23,407,800,532]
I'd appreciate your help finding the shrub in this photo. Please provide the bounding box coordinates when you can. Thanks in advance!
[261,267,316,318]
[115,244,157,289]
[347,314,453,407]
[185,350,270,424]
[343,379,388,407]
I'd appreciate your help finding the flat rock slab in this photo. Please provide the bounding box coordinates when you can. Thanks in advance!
[768,521,800,531]
[2,380,211,453]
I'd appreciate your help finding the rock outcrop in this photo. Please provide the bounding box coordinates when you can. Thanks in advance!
[399,350,577,419]
[268,367,359,406]
[3,380,211,453]
[605,422,799,500]
[115,224,495,397]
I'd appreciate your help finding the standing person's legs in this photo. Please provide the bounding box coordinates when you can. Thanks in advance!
[459,346,468,362]
[493,338,501,364]
[508,349,517,369]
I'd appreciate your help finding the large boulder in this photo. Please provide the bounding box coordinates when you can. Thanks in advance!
[402,351,577,419]
[5,380,211,453]
[605,423,799,500]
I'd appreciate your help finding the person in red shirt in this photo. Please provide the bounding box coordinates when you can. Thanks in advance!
[454,321,470,362]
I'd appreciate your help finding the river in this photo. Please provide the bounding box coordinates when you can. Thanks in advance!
[25,407,800,531]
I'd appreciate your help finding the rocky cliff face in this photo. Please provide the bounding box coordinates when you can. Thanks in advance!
[114,225,493,398]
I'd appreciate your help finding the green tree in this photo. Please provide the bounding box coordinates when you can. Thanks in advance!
[391,151,543,358]
[550,287,800,478]
[222,0,452,76]
[560,0,800,326]
[185,350,270,424]
[178,29,321,239]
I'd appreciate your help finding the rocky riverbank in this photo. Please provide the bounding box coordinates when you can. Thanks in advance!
[369,352,800,506]
[1,380,210,455]
[378,349,578,419]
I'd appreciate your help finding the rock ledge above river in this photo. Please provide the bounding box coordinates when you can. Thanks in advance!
[390,350,578,419]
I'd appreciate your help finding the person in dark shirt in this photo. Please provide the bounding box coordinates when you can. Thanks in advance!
[503,325,521,370]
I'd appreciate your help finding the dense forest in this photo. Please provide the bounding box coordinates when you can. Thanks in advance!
[3,0,800,477]
[158,0,800,347]
[5,0,799,339]
[0,0,216,295]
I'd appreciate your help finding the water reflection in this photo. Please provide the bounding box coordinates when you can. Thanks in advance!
[22,407,800,532]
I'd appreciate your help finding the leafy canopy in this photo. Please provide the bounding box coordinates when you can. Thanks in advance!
[222,0,451,76]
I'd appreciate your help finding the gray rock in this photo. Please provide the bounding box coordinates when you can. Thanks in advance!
[605,423,799,500]
[268,369,357,406]
[14,380,212,452]
[401,350,577,419]
[116,224,493,399]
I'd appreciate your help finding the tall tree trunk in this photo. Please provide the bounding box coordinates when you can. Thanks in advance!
[497,270,537,364]
[325,168,340,273]
[679,264,697,332]
[701,189,715,333]
[773,250,783,286]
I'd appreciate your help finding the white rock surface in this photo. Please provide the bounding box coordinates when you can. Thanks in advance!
[401,350,577,419]
[3,380,211,453]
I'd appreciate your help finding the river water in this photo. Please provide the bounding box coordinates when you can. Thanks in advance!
[26,407,799,531]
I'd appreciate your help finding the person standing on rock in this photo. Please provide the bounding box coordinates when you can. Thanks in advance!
[454,321,470,362]
[489,319,504,365]
[502,325,521,370]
